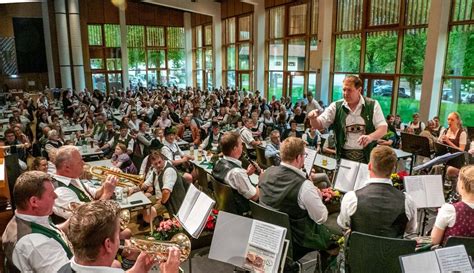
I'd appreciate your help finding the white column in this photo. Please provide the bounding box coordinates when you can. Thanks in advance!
[119,9,129,91]
[54,0,73,88]
[253,0,265,94]
[316,0,333,103]
[419,0,451,121]
[68,0,85,91]
[213,15,222,88]
[184,12,193,88]
[42,0,56,88]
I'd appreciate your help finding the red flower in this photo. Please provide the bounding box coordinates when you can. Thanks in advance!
[206,221,215,230]
[397,171,409,179]
[212,209,219,215]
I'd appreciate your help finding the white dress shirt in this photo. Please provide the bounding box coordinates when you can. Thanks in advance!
[5,213,69,273]
[70,257,124,273]
[337,178,417,234]
[434,201,474,230]
[223,156,257,199]
[279,163,328,224]
[318,95,387,150]
[53,174,97,219]
[239,127,256,149]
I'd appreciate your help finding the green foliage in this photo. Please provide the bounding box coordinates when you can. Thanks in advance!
[445,25,474,77]
[365,31,398,73]
[168,49,185,69]
[104,24,121,47]
[334,35,361,73]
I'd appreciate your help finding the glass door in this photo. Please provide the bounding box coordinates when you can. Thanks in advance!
[237,72,250,92]
[287,72,305,104]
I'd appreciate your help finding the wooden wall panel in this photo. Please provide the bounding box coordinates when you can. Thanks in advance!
[126,1,140,25]
[221,0,254,19]
[191,14,212,27]
[103,0,119,23]
[86,0,105,24]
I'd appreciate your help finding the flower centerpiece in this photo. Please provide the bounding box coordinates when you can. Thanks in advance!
[204,209,219,231]
[321,188,342,214]
[153,218,183,241]
[391,170,408,191]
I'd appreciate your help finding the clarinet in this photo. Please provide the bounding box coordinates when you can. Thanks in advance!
[245,155,262,175]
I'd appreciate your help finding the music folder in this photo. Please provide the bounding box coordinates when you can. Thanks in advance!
[209,211,287,273]
[413,151,464,172]
[400,245,473,273]
[404,175,445,209]
[304,147,317,177]
[175,183,215,238]
[334,159,369,192]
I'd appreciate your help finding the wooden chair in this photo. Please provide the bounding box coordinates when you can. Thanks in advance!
[249,200,320,273]
[346,231,416,273]
[445,236,474,258]
[208,174,238,214]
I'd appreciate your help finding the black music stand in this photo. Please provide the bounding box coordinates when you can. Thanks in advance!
[400,133,432,173]
[434,142,466,169]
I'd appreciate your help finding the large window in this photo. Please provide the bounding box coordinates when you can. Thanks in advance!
[87,24,186,91]
[266,0,319,103]
[223,15,253,90]
[193,24,213,90]
[332,0,430,122]
[440,1,474,127]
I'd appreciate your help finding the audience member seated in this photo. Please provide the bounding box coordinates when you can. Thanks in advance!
[200,121,222,152]
[407,112,425,135]
[212,131,260,215]
[337,146,417,238]
[302,127,321,151]
[432,116,444,137]
[431,165,474,245]
[282,120,303,140]
[31,156,48,173]
[3,171,72,273]
[222,107,241,127]
[259,137,336,262]
[419,120,438,151]
[239,118,262,160]
[141,151,187,216]
[177,116,201,146]
[44,129,64,156]
[112,143,138,174]
[265,130,281,166]
[161,127,195,183]
[99,125,134,158]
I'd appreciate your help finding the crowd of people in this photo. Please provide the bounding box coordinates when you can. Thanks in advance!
[1,74,473,272]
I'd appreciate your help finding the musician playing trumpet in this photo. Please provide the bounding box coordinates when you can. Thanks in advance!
[52,145,118,221]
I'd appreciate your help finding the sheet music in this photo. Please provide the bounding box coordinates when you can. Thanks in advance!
[404,175,445,208]
[304,148,317,177]
[400,251,441,273]
[354,163,369,190]
[176,183,215,238]
[334,159,359,192]
[436,245,473,273]
[0,158,4,181]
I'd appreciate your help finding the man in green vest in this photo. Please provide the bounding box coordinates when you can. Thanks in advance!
[308,75,387,163]
[52,145,118,221]
[3,171,73,273]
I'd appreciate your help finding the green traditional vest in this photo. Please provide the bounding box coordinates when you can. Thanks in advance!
[55,179,92,202]
[334,97,376,163]
[3,216,73,273]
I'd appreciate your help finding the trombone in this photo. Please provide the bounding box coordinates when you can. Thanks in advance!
[88,166,145,188]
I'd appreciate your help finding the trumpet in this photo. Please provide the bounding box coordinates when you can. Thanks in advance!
[129,233,191,262]
[56,202,131,230]
[88,166,144,188]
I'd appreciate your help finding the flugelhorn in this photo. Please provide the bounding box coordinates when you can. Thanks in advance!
[57,202,131,230]
[88,166,144,187]
[129,233,191,262]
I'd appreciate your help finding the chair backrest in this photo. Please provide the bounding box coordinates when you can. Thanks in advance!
[249,200,294,259]
[195,165,211,195]
[208,174,238,214]
[255,146,269,169]
[445,236,474,257]
[347,231,416,273]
